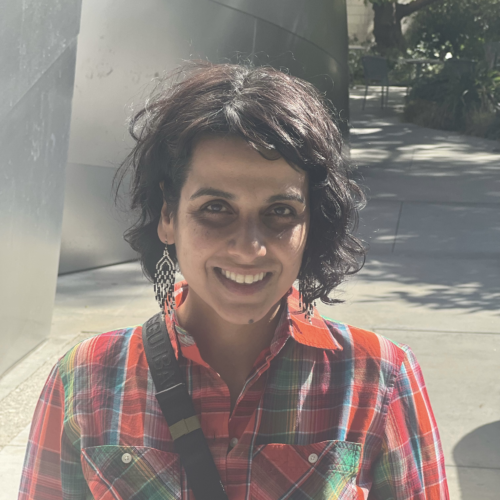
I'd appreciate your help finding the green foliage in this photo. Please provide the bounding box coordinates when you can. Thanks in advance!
[404,63,500,140]
[404,0,500,139]
[466,109,500,140]
[407,0,500,60]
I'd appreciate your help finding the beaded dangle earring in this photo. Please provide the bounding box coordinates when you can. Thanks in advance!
[154,244,176,317]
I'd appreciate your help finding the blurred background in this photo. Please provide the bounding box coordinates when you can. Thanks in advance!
[1,0,499,498]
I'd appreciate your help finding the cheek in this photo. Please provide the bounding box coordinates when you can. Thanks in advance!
[192,225,228,252]
[274,223,308,254]
[175,221,221,269]
[271,224,309,279]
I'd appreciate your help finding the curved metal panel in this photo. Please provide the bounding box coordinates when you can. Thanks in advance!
[209,0,349,62]
[66,0,256,168]
[206,0,349,120]
[251,16,349,130]
[0,39,79,375]
[0,0,82,120]
[58,163,137,274]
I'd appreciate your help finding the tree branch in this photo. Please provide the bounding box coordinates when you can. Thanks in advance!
[396,0,443,20]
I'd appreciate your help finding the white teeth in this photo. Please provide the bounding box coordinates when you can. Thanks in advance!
[220,269,267,285]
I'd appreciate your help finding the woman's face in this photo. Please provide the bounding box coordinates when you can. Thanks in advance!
[158,135,309,325]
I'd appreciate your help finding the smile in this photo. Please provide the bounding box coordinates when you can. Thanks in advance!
[214,267,273,295]
[219,268,267,284]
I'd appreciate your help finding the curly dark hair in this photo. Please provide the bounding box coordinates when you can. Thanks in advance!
[116,62,365,305]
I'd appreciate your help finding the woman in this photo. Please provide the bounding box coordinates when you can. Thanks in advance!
[19,63,449,499]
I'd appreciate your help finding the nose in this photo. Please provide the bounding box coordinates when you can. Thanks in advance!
[227,216,267,261]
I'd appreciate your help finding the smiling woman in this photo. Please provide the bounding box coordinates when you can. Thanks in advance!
[121,63,365,313]
[19,63,449,500]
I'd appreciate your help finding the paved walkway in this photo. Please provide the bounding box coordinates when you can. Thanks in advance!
[330,88,500,499]
[1,87,499,499]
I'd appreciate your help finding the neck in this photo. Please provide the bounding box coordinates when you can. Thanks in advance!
[176,290,283,362]
[175,288,283,407]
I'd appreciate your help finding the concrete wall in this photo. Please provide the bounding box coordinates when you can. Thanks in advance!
[59,0,350,274]
[0,1,82,375]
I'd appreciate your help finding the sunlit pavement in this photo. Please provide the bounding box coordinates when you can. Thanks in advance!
[1,87,499,499]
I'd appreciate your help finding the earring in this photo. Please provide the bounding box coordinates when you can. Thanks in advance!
[298,282,315,324]
[154,244,176,317]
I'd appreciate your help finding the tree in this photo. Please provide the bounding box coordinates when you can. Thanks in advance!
[408,0,500,60]
[367,0,444,55]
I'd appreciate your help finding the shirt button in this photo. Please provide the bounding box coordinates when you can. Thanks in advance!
[121,453,132,464]
[229,437,238,448]
[308,453,318,464]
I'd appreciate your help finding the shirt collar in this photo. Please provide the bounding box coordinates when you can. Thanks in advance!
[284,285,343,351]
[163,280,342,363]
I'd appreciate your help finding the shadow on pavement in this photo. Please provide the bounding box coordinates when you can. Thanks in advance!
[453,421,500,498]
[55,262,150,309]
[349,87,500,205]
[351,125,500,205]
[347,87,500,320]
[354,256,500,316]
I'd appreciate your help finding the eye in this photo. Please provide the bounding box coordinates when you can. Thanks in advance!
[270,205,295,217]
[202,201,230,214]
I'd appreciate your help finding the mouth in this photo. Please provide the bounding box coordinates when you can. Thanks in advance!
[214,267,273,295]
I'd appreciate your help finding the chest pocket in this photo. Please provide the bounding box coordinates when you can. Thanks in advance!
[250,440,362,499]
[82,445,180,500]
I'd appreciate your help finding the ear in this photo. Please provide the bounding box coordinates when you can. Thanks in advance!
[157,184,176,245]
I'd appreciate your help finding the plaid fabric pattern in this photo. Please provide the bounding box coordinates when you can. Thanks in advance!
[19,282,449,499]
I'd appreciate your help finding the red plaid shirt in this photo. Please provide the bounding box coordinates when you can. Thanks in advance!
[19,282,448,499]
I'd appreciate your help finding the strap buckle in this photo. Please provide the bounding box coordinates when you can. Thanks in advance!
[169,415,201,440]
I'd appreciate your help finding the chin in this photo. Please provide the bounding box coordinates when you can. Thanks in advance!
[220,311,267,326]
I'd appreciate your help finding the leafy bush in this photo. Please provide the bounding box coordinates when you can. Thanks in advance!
[404,63,500,140]
[466,109,500,140]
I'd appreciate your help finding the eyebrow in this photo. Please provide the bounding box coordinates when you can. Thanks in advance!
[189,188,235,201]
[189,187,306,204]
[266,193,306,204]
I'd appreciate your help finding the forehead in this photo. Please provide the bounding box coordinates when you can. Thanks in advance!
[184,135,308,199]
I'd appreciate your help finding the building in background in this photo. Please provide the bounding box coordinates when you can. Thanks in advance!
[347,0,374,43]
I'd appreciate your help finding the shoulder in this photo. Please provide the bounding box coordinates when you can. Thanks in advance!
[322,316,411,374]
[57,325,143,381]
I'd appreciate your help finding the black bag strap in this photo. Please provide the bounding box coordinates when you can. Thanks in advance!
[142,313,228,500]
